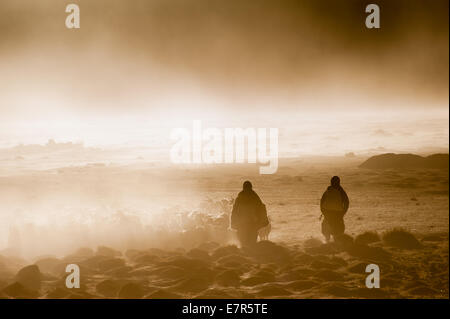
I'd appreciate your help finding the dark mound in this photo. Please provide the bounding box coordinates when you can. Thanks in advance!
[117,282,145,299]
[305,243,338,255]
[14,265,42,291]
[44,287,71,298]
[241,270,276,286]
[2,282,39,298]
[194,288,234,299]
[408,286,439,296]
[96,246,122,257]
[256,286,292,297]
[171,275,214,293]
[147,289,182,299]
[321,284,353,297]
[347,262,368,274]
[211,245,241,259]
[244,241,291,263]
[335,234,354,247]
[359,153,449,169]
[216,254,251,266]
[345,243,391,261]
[186,248,210,261]
[132,253,161,264]
[382,228,422,249]
[355,232,381,245]
[96,279,123,297]
[215,269,241,287]
[285,280,316,291]
[313,270,345,281]
[303,238,323,248]
[159,256,210,271]
[33,257,62,275]
[72,247,95,258]
[97,258,126,272]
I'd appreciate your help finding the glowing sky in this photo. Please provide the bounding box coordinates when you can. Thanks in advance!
[0,0,448,155]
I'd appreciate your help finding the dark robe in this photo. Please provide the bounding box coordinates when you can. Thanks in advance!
[320,185,349,239]
[231,189,268,246]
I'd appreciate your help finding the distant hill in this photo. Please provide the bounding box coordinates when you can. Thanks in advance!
[359,153,449,169]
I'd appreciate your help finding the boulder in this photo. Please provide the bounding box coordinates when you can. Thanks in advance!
[117,282,145,299]
[2,282,39,298]
[15,264,42,291]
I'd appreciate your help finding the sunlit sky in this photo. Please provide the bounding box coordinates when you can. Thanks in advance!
[0,0,448,156]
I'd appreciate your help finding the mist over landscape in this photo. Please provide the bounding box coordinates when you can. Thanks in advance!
[0,0,448,299]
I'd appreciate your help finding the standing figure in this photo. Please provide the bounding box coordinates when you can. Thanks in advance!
[230,181,269,247]
[320,176,349,242]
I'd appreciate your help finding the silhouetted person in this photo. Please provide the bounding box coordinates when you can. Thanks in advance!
[231,181,269,247]
[320,176,349,242]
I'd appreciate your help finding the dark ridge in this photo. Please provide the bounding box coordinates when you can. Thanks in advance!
[359,153,449,169]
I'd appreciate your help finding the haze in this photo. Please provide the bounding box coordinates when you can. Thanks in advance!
[0,0,448,155]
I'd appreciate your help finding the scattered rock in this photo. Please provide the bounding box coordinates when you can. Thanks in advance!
[162,256,209,271]
[314,270,345,281]
[117,282,145,299]
[153,265,186,279]
[336,234,354,247]
[97,258,126,272]
[346,243,391,261]
[104,266,133,278]
[198,242,221,252]
[2,282,39,298]
[44,287,71,299]
[303,238,323,248]
[96,279,124,297]
[257,286,292,297]
[305,244,338,255]
[347,262,368,274]
[194,288,234,299]
[382,229,422,249]
[186,248,210,261]
[354,287,389,298]
[241,274,275,287]
[171,275,213,293]
[15,265,42,291]
[278,267,314,281]
[421,234,445,242]
[292,253,315,264]
[355,232,381,245]
[146,289,182,299]
[133,254,160,265]
[215,269,240,287]
[216,254,251,266]
[408,286,438,296]
[128,266,155,277]
[330,256,348,267]
[322,284,353,297]
[211,246,241,259]
[34,257,62,275]
[285,280,316,291]
[97,246,122,257]
[246,241,291,263]
[72,247,95,258]
[310,260,338,270]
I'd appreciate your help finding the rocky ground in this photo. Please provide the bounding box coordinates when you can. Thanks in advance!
[0,230,448,299]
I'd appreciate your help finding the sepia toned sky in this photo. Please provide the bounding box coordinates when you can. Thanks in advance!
[0,0,448,153]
